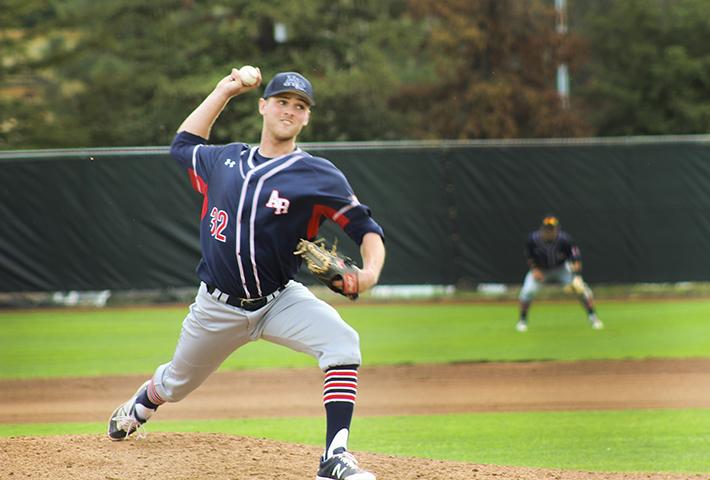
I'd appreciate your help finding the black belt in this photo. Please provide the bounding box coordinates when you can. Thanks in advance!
[206,284,284,311]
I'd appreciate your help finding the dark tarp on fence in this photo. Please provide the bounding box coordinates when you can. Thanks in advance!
[1,136,709,292]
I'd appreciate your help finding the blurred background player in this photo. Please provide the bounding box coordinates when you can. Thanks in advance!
[516,214,602,332]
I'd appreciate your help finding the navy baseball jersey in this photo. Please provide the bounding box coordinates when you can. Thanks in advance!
[170,131,384,299]
[525,230,581,270]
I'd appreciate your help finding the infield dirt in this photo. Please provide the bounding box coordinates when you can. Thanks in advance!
[2,358,709,479]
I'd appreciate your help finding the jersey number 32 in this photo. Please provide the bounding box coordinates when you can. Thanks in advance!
[209,207,228,242]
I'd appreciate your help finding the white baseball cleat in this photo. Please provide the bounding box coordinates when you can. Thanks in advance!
[316,448,375,480]
[516,320,528,332]
[107,380,152,441]
[589,315,604,330]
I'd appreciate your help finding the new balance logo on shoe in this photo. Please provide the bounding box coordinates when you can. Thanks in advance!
[332,464,347,478]
[316,448,376,480]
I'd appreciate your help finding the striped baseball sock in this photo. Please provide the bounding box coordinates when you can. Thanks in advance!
[580,295,595,315]
[519,300,531,321]
[134,379,165,421]
[323,365,358,458]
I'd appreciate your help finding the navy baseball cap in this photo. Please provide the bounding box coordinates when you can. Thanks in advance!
[262,72,315,106]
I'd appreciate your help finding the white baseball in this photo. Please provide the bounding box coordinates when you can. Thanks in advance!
[238,65,259,86]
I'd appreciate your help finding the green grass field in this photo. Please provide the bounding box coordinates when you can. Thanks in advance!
[1,299,709,473]
[2,300,709,378]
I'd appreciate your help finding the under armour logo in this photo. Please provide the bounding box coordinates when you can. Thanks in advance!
[265,189,290,215]
[225,159,236,168]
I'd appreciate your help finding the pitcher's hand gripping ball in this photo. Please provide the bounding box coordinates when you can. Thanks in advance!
[294,239,359,300]
[238,65,259,86]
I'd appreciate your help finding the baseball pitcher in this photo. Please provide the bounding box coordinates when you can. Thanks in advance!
[517,214,602,332]
[107,68,385,480]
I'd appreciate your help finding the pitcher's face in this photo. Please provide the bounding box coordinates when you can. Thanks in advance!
[259,94,311,141]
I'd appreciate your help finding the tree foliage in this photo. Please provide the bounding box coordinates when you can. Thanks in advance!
[2,0,709,149]
[392,0,591,139]
[577,0,710,135]
[1,0,419,148]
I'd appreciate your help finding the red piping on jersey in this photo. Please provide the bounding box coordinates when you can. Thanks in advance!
[187,168,210,219]
[307,204,350,239]
[200,195,210,220]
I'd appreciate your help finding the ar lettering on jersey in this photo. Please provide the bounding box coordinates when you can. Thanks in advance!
[265,189,290,215]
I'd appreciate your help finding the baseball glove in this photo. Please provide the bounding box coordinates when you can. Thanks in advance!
[294,238,359,300]
[564,275,590,296]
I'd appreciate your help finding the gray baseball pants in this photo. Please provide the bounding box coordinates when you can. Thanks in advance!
[152,281,361,402]
[519,262,574,303]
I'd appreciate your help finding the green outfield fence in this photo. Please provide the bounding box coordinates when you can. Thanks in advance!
[1,135,709,292]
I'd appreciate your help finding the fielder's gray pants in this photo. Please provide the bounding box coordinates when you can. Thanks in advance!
[519,263,574,303]
[152,281,361,403]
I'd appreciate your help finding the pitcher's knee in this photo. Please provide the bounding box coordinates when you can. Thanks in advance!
[320,326,362,370]
[519,292,534,303]
[341,327,361,361]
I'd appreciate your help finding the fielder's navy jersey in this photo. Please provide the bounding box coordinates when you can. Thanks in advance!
[170,131,384,299]
[525,230,581,270]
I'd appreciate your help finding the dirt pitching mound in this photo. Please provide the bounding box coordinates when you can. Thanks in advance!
[3,359,710,424]
[1,433,703,480]
[3,359,708,479]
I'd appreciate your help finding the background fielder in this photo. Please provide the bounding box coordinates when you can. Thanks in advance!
[517,214,602,332]
[106,67,385,480]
